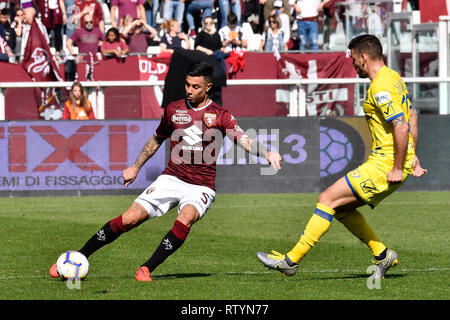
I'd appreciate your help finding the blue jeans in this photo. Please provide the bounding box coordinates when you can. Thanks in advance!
[218,0,241,28]
[186,0,214,30]
[146,0,160,28]
[163,0,185,28]
[297,20,319,50]
[64,0,77,38]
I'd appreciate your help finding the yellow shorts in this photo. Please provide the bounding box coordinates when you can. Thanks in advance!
[345,157,409,208]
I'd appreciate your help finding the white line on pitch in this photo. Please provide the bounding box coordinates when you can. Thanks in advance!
[1,267,449,280]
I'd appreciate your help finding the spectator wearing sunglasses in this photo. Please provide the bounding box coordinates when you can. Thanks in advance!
[71,0,105,34]
[259,14,288,52]
[66,13,104,62]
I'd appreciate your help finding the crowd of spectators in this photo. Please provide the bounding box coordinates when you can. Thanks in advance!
[0,0,410,65]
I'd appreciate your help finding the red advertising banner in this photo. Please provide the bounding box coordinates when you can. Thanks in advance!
[74,55,171,119]
[277,52,357,116]
[2,52,356,119]
[138,56,170,119]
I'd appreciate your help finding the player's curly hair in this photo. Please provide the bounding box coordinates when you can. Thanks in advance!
[348,34,383,60]
[186,61,213,83]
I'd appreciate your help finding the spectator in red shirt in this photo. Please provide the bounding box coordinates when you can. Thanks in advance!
[110,0,146,29]
[101,27,129,59]
[71,0,104,33]
[67,13,104,62]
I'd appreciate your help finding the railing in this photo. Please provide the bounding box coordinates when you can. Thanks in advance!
[0,77,449,120]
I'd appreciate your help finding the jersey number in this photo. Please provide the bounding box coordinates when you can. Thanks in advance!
[200,192,210,204]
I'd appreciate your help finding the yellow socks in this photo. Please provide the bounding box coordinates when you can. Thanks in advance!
[286,204,386,264]
[334,210,386,257]
[287,203,335,264]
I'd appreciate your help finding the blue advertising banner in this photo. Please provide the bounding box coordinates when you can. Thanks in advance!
[0,120,166,194]
[1,116,444,196]
[215,117,369,193]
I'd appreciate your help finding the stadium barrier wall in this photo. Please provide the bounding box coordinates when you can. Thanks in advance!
[0,52,357,120]
[0,115,448,197]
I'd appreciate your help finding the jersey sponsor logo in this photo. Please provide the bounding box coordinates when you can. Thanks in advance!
[171,113,192,125]
[360,179,376,193]
[171,121,225,165]
[374,91,392,106]
[382,101,395,118]
[182,124,203,146]
[203,112,217,127]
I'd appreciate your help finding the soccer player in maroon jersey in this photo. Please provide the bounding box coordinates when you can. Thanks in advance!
[49,61,282,281]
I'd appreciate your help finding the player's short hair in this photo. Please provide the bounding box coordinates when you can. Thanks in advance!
[348,34,383,60]
[186,61,213,83]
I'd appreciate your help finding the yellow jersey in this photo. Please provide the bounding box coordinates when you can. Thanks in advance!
[363,65,415,174]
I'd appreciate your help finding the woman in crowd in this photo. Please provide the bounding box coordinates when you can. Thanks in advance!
[194,16,222,55]
[62,81,95,120]
[259,14,288,52]
[195,16,228,72]
[119,14,134,35]
[10,7,25,62]
[159,18,191,54]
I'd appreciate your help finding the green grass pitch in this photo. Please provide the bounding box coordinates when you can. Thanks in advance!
[0,191,449,301]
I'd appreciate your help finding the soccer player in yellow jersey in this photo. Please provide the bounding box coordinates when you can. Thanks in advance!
[257,34,428,279]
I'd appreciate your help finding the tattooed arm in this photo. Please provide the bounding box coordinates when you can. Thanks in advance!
[387,115,409,184]
[123,134,164,187]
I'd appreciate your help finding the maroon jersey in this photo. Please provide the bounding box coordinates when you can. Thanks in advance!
[155,99,246,190]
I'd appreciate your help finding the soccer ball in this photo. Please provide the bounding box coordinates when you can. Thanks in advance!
[56,251,89,280]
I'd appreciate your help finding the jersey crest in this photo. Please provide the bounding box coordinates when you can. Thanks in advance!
[203,112,217,127]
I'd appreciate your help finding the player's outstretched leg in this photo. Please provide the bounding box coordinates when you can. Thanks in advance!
[257,203,335,275]
[136,219,191,281]
[49,202,148,278]
[334,210,399,278]
[335,210,387,257]
[49,215,128,278]
[136,204,197,281]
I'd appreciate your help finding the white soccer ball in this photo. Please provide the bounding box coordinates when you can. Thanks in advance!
[56,251,89,280]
